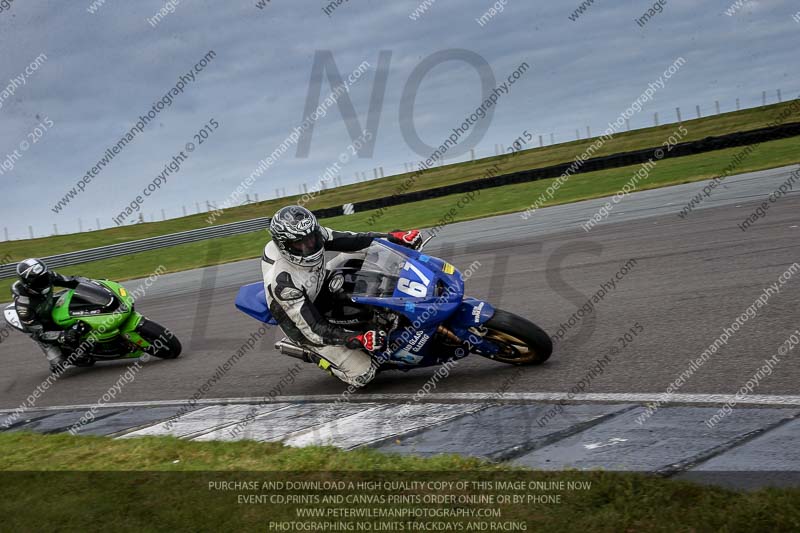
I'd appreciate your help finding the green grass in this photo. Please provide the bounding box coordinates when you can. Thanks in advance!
[0,432,798,532]
[2,100,799,263]
[1,133,798,301]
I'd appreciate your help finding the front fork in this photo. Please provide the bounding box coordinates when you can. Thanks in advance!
[118,312,150,357]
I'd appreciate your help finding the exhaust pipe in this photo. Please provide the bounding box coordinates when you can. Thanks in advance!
[275,339,316,363]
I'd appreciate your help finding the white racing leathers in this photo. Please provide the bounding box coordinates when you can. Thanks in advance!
[262,227,387,387]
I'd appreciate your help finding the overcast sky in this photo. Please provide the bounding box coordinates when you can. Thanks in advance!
[0,0,798,238]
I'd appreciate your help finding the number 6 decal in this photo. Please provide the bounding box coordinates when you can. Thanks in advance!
[397,278,427,297]
[397,261,430,297]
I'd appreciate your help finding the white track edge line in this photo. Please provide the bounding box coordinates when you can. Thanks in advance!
[3,392,800,414]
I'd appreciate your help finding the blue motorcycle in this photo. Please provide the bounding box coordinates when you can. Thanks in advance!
[235,238,552,372]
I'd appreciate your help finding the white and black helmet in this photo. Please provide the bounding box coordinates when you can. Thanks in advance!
[16,258,51,294]
[269,206,325,267]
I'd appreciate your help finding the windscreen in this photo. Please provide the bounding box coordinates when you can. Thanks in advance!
[70,282,115,308]
[327,242,408,297]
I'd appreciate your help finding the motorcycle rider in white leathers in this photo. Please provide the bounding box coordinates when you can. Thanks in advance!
[262,205,421,387]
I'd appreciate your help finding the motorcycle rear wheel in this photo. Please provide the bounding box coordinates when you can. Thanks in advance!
[477,309,552,365]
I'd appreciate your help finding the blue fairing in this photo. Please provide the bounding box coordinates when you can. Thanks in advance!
[350,241,493,366]
[449,298,496,329]
[235,282,278,325]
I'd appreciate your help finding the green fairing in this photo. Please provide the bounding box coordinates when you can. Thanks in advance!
[50,279,150,357]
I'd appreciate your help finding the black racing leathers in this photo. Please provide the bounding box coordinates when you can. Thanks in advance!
[11,272,81,341]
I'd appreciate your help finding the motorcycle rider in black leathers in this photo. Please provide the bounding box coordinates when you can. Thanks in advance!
[263,205,421,387]
[11,258,87,373]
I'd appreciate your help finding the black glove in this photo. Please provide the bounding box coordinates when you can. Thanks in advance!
[346,330,387,354]
[387,230,422,249]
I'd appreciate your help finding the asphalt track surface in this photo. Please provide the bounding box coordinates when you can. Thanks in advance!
[1,164,799,409]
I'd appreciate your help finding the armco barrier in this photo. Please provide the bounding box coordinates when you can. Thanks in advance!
[0,218,270,279]
[2,120,799,278]
[336,120,800,214]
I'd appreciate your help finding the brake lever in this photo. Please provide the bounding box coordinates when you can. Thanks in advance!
[418,234,435,251]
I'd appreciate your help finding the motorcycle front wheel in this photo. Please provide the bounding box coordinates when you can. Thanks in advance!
[476,309,552,365]
[136,318,182,359]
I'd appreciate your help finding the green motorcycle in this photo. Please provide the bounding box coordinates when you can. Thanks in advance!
[4,278,181,369]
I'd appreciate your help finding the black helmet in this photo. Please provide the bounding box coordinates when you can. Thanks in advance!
[17,258,51,294]
[269,206,325,267]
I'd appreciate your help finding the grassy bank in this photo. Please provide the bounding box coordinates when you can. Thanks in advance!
[1,432,799,531]
[1,133,798,300]
[1,100,799,263]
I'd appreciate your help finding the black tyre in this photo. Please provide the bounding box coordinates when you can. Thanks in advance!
[136,318,182,359]
[477,309,552,365]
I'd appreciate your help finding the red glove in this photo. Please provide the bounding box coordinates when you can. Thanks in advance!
[388,230,422,249]
[346,330,387,353]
